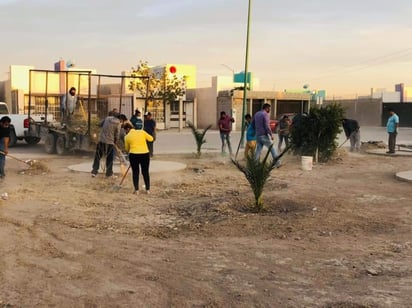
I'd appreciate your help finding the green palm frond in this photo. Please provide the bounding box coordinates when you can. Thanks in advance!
[231,144,283,211]
[187,122,212,157]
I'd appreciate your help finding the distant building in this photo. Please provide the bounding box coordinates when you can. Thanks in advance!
[188,76,311,130]
[371,83,412,103]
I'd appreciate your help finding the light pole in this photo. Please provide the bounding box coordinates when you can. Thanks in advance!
[221,64,235,76]
[240,0,252,146]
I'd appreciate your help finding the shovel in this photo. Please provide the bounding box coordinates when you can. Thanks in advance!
[0,151,35,166]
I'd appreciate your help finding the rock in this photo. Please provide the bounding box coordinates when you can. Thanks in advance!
[366,268,379,276]
[390,243,403,253]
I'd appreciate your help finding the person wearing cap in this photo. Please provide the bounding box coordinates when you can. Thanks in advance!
[143,112,156,157]
[130,109,143,130]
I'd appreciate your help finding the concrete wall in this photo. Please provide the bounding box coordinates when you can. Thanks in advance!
[190,87,218,129]
[322,98,382,126]
[382,103,412,127]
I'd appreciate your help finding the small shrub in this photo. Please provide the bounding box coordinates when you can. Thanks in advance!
[232,145,284,211]
[187,122,212,158]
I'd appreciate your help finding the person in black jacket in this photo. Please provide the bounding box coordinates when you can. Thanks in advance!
[342,118,360,152]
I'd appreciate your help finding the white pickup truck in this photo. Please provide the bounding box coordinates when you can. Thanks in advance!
[0,101,54,147]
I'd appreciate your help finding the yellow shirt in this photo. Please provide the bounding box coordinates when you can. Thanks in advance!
[124,129,154,154]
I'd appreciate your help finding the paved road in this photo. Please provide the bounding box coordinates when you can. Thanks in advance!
[8,127,412,158]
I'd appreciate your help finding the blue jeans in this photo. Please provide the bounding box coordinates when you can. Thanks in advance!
[220,132,233,155]
[255,135,278,161]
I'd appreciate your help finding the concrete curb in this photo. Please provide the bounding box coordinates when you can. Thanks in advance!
[68,160,187,174]
[395,170,412,183]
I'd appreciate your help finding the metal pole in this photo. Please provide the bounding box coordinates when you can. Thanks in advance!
[87,73,92,135]
[241,0,252,145]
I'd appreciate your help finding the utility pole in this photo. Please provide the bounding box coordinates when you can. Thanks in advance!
[241,0,252,146]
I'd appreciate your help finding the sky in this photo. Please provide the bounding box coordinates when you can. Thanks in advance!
[1,0,412,97]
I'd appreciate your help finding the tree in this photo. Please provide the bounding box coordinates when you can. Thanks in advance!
[128,61,186,109]
[290,103,344,162]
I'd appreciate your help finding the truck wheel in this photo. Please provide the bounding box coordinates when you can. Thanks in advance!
[8,129,17,148]
[56,135,67,155]
[24,137,41,145]
[44,133,56,154]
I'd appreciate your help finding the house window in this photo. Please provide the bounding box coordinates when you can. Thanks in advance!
[171,101,179,113]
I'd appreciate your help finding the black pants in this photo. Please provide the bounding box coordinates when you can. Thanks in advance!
[129,153,150,191]
[147,141,154,157]
[92,142,115,176]
[388,132,397,152]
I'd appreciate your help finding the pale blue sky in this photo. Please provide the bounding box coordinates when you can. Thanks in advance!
[1,0,412,96]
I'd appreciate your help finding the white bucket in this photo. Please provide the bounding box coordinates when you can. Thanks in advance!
[301,156,313,171]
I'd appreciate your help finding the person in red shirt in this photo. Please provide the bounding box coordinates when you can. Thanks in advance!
[218,111,235,156]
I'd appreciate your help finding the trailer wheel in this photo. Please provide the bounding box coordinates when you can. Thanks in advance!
[24,137,41,145]
[8,128,17,148]
[56,135,67,155]
[44,133,56,154]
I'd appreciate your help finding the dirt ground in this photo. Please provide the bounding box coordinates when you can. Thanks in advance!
[0,147,411,307]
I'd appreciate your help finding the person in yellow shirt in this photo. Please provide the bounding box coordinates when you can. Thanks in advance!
[123,122,154,194]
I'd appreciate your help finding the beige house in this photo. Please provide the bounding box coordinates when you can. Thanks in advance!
[188,76,311,130]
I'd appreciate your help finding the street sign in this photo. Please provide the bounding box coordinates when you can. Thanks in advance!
[233,72,252,84]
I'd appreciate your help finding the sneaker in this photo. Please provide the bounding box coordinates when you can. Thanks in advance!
[91,173,97,177]
[133,190,139,195]
[145,190,150,194]
[106,175,118,179]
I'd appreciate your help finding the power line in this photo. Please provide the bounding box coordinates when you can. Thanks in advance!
[309,47,412,81]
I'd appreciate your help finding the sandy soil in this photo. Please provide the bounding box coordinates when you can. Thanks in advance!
[0,148,411,307]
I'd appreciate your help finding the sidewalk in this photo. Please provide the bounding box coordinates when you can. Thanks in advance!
[364,147,412,183]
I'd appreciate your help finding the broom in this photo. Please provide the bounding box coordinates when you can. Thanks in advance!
[113,144,128,176]
[0,151,48,171]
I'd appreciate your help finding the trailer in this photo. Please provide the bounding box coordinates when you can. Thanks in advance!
[26,69,149,154]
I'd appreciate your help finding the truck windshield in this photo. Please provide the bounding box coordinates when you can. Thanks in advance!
[0,104,9,114]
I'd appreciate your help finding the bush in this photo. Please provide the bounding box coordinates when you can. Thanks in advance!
[290,103,344,162]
